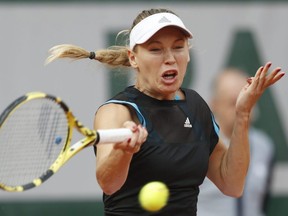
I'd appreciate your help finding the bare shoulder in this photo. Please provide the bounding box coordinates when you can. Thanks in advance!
[94,103,134,129]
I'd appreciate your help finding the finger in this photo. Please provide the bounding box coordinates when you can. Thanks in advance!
[136,125,148,145]
[250,66,264,89]
[247,77,253,85]
[264,67,283,87]
[254,62,272,90]
[261,62,272,76]
[129,130,139,148]
[258,64,271,89]
[114,122,148,153]
[113,137,138,153]
[255,65,265,78]
[126,138,139,153]
[269,70,285,86]
[113,138,131,149]
[123,121,138,133]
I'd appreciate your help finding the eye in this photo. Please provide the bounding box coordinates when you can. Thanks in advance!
[173,43,185,49]
[174,46,184,49]
[173,39,186,50]
[149,47,161,52]
[149,47,161,53]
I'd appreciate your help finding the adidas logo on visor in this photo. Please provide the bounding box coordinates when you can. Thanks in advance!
[158,16,171,23]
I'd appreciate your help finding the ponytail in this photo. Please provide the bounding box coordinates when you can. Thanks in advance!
[45,44,131,67]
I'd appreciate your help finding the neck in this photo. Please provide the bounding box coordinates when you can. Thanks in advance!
[134,85,181,100]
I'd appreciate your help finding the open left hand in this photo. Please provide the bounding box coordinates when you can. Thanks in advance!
[236,62,285,115]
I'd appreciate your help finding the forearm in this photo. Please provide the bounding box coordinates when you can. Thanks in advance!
[96,148,133,195]
[221,112,250,196]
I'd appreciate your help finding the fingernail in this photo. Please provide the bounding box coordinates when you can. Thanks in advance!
[127,138,131,143]
[260,66,264,71]
[132,125,137,131]
[267,62,272,67]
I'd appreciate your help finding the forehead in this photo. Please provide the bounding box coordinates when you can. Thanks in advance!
[148,26,189,41]
[133,26,189,51]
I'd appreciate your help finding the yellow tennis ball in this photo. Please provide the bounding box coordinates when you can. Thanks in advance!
[139,181,169,212]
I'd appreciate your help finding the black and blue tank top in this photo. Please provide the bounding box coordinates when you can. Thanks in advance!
[99,86,219,216]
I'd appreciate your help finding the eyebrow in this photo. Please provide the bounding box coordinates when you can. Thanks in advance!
[146,38,186,46]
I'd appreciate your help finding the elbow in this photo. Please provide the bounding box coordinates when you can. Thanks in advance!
[97,179,120,195]
[218,177,245,198]
[224,189,243,198]
[96,172,122,195]
[222,185,244,198]
[101,185,119,196]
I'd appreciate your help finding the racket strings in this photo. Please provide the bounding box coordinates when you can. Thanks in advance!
[0,98,68,187]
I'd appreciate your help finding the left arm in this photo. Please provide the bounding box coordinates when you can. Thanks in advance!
[206,62,285,197]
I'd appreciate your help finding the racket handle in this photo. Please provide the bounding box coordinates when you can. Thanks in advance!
[96,128,133,144]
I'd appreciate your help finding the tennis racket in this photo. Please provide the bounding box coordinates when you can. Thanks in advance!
[0,92,132,192]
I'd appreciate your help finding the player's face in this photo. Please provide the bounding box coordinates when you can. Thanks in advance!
[130,26,190,100]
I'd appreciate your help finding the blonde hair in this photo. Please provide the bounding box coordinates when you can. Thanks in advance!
[45,44,130,67]
[45,8,177,67]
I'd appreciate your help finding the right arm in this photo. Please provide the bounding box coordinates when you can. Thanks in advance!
[94,103,147,195]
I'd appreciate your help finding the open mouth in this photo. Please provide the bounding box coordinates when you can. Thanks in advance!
[162,71,178,80]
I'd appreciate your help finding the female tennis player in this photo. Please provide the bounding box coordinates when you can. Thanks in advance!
[46,8,285,216]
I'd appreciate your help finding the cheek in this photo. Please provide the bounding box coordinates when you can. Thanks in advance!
[138,54,160,70]
[178,53,190,69]
[179,59,189,77]
[139,61,157,76]
[137,60,160,82]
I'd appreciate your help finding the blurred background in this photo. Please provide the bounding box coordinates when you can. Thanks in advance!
[0,0,287,215]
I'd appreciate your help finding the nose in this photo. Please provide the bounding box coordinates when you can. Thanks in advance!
[164,49,176,65]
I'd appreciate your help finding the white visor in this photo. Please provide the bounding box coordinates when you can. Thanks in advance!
[129,12,193,50]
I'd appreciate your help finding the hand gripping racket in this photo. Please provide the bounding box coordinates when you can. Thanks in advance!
[0,92,132,192]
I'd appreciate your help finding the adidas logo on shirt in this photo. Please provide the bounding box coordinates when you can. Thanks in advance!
[184,117,192,128]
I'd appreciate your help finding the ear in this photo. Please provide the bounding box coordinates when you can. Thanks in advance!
[128,50,138,68]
